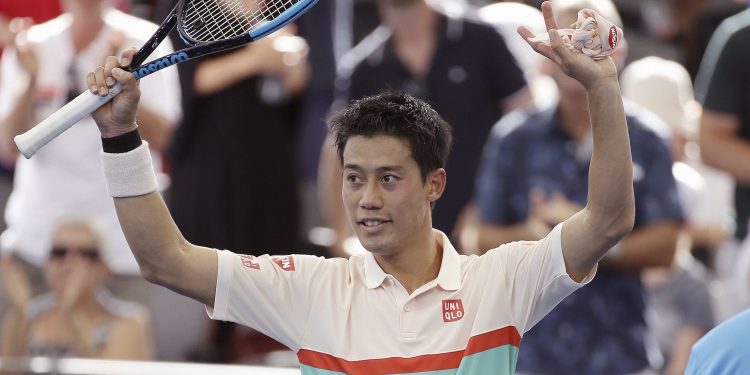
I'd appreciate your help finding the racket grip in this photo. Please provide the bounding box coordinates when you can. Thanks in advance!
[14,83,124,158]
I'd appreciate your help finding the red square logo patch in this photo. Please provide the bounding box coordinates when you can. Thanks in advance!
[240,255,260,270]
[442,299,464,322]
[272,256,295,271]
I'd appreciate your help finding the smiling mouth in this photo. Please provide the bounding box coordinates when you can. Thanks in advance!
[358,219,391,228]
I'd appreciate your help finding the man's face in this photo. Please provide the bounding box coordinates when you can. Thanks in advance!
[342,135,441,255]
[376,0,424,30]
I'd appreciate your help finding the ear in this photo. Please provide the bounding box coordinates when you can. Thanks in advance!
[426,168,446,203]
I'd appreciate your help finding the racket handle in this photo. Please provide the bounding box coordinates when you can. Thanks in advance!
[14,84,123,158]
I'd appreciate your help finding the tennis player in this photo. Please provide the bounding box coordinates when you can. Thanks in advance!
[87,2,633,373]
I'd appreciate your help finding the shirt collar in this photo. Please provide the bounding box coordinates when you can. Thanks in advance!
[364,229,461,291]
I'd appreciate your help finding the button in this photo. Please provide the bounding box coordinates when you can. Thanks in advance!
[404,305,410,312]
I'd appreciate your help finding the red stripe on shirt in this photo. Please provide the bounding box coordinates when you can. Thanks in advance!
[297,326,521,373]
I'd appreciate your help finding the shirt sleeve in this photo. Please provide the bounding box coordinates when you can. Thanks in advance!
[207,250,332,352]
[694,22,745,114]
[484,26,527,103]
[484,222,596,334]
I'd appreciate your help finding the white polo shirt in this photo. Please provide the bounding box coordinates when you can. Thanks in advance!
[208,223,594,374]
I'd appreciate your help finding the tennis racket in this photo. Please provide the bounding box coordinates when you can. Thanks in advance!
[14,0,318,158]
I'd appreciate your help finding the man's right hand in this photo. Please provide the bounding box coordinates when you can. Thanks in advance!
[89,48,141,138]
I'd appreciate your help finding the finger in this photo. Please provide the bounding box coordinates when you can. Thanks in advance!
[541,1,558,31]
[104,55,119,87]
[87,71,97,94]
[518,26,561,64]
[111,67,140,101]
[529,188,546,206]
[94,66,108,95]
[119,46,137,67]
[547,29,571,64]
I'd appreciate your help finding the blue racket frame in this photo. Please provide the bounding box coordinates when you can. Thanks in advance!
[130,0,318,80]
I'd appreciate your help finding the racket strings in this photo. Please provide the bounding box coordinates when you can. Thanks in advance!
[182,0,300,42]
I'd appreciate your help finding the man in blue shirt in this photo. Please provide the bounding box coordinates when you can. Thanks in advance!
[685,309,750,374]
[473,1,683,373]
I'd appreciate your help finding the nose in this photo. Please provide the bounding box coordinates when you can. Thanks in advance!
[360,181,383,210]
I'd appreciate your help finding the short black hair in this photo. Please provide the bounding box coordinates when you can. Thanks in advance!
[330,91,453,182]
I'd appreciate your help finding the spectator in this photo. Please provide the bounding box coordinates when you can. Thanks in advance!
[320,0,530,256]
[0,216,152,360]
[0,0,181,312]
[695,5,750,317]
[685,308,750,375]
[622,56,722,375]
[472,1,683,373]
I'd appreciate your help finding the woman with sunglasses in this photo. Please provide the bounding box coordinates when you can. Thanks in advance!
[0,216,152,360]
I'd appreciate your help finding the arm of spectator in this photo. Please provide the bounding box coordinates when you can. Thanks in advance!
[665,326,707,375]
[699,109,750,186]
[0,257,31,358]
[501,85,532,114]
[476,219,550,252]
[193,28,309,96]
[135,105,175,154]
[0,22,38,166]
[100,314,153,360]
[90,51,219,308]
[601,220,679,271]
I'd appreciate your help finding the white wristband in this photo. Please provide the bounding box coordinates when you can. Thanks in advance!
[100,141,158,197]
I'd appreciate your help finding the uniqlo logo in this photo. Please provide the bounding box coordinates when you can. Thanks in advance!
[442,299,464,322]
[240,255,260,270]
[272,256,295,271]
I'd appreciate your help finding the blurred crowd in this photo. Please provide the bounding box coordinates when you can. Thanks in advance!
[0,0,749,374]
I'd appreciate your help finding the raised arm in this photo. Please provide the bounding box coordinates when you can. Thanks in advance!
[88,49,217,307]
[519,2,634,281]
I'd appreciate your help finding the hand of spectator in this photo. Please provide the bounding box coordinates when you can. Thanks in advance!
[527,188,554,238]
[58,258,90,315]
[89,48,140,138]
[0,256,32,312]
[9,17,38,78]
[535,191,583,226]
[244,26,308,75]
[0,14,11,47]
[518,1,617,90]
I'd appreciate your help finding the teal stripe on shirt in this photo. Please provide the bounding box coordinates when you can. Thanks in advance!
[299,344,519,375]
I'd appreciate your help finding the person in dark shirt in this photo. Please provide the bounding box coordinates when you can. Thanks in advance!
[319,0,529,257]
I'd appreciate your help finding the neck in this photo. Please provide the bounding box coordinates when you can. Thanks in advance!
[374,229,442,294]
[391,6,438,45]
[69,4,105,53]
[390,8,438,78]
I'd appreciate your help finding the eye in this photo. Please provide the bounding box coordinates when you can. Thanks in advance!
[381,174,398,183]
[346,174,362,184]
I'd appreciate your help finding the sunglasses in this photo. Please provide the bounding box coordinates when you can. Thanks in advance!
[49,246,100,262]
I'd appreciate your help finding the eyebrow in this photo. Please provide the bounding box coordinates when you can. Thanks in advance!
[343,164,406,174]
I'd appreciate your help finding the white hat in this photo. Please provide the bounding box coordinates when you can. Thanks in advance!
[621,56,700,138]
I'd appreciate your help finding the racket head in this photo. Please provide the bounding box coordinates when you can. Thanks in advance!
[176,0,318,45]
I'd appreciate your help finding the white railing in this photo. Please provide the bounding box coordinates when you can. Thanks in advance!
[0,357,302,375]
